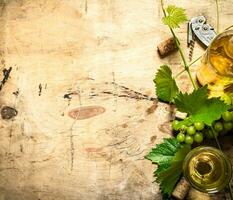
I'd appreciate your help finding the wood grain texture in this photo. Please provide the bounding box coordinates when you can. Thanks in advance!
[0,0,232,199]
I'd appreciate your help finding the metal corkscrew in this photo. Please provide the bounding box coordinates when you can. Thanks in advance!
[188,16,216,61]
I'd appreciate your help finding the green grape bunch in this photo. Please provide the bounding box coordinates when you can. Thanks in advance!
[172,110,233,145]
[213,111,233,135]
[173,120,205,145]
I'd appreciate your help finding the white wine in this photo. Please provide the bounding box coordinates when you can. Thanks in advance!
[196,30,233,96]
[183,146,232,193]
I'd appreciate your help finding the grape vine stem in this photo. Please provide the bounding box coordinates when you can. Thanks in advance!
[175,55,202,78]
[160,0,197,90]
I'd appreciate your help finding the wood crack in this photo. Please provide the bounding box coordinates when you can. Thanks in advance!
[85,0,88,13]
[0,67,12,91]
[102,91,156,101]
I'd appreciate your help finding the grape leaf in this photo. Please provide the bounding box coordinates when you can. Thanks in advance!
[162,5,188,29]
[190,98,230,125]
[156,144,191,197]
[172,144,191,163]
[154,65,179,103]
[145,138,180,166]
[146,138,191,197]
[174,86,208,113]
[174,86,230,126]
[156,160,183,196]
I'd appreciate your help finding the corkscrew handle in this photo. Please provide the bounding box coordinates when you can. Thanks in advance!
[188,16,216,47]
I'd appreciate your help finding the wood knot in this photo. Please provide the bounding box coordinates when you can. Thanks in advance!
[68,106,105,120]
[1,106,18,120]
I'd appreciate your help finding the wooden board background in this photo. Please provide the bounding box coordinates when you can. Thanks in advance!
[0,0,232,199]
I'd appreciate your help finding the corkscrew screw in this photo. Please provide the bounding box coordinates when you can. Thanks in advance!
[188,16,216,61]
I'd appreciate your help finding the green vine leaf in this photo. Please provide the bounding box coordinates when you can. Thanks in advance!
[162,5,188,29]
[174,86,230,126]
[145,138,180,166]
[156,144,191,196]
[154,65,179,103]
[146,138,191,197]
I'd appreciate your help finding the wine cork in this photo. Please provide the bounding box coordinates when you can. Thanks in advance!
[172,177,190,200]
[175,110,188,120]
[157,37,177,58]
[187,188,225,200]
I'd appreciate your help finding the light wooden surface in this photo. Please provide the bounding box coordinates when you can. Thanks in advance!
[0,0,232,199]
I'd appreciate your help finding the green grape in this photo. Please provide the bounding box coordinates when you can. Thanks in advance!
[205,129,219,139]
[194,122,205,131]
[185,135,193,144]
[172,120,179,131]
[187,126,196,135]
[223,122,233,131]
[177,133,185,143]
[181,125,187,131]
[222,111,232,122]
[214,122,223,132]
[194,132,204,143]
